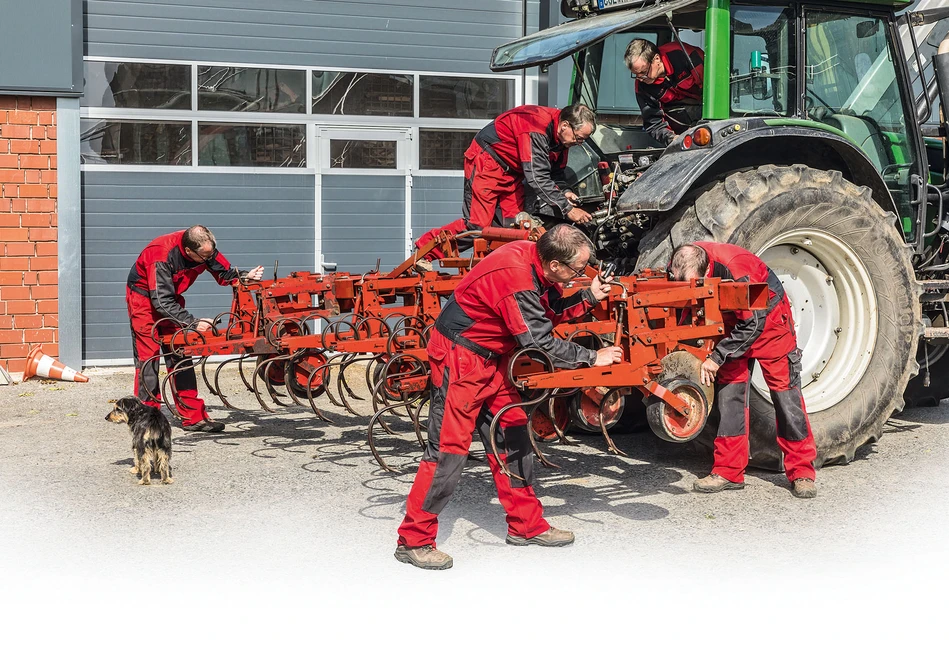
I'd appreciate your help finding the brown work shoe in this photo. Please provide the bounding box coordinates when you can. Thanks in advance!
[792,478,817,499]
[414,258,434,274]
[692,474,745,493]
[394,544,453,570]
[506,526,575,547]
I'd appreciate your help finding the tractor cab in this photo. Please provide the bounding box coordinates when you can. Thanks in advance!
[492,0,931,236]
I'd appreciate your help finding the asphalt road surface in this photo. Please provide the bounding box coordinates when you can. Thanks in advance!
[1,366,945,642]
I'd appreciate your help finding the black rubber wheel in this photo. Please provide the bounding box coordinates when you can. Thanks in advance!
[646,378,709,444]
[636,165,920,468]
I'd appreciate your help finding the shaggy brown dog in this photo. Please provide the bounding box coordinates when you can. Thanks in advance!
[105,397,173,485]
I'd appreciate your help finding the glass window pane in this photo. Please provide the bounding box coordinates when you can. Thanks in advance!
[419,77,514,119]
[198,123,306,167]
[805,11,918,225]
[197,66,306,113]
[312,71,413,116]
[730,6,796,117]
[80,119,191,165]
[419,130,476,170]
[329,140,397,169]
[82,62,191,109]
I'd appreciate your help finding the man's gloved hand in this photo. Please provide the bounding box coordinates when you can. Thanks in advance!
[243,265,264,281]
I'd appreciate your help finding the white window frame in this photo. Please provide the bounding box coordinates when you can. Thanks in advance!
[80,56,521,175]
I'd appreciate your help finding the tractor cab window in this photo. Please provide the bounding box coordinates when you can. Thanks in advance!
[729,5,796,117]
[804,10,919,226]
[575,28,704,158]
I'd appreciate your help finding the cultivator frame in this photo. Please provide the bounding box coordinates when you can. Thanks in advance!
[143,226,768,472]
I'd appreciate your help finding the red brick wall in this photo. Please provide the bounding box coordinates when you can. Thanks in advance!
[0,96,58,374]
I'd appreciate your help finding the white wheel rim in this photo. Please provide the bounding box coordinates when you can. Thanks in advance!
[754,230,877,412]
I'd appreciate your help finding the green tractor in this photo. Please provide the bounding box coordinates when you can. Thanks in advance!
[491,0,949,468]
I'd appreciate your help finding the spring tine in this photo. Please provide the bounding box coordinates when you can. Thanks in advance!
[158,371,183,420]
[368,369,399,435]
[139,356,165,405]
[199,356,218,396]
[367,380,427,472]
[367,398,408,473]
[304,363,334,425]
[160,362,196,420]
[251,356,280,413]
[408,394,429,449]
[283,351,308,408]
[260,356,291,408]
[336,355,362,416]
[486,404,522,482]
[321,355,346,409]
[238,354,255,392]
[213,356,244,410]
[526,399,559,469]
[598,388,628,457]
[168,357,198,412]
[338,357,365,402]
[548,392,576,446]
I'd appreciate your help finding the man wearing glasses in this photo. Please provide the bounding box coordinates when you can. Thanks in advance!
[125,225,264,432]
[395,224,623,570]
[413,104,597,272]
[624,38,704,146]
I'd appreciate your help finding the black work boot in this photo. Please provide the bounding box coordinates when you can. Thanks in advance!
[394,545,453,570]
[183,418,225,433]
[692,474,745,493]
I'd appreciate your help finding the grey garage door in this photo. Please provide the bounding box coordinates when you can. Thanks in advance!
[81,171,315,363]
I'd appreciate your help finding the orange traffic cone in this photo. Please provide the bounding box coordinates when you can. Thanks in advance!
[23,346,89,383]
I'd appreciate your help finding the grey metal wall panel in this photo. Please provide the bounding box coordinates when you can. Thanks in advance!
[322,175,404,273]
[81,171,314,362]
[85,0,527,75]
[0,0,82,96]
[411,175,462,236]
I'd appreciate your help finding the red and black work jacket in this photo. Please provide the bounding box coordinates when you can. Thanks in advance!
[692,242,791,366]
[435,240,598,368]
[127,230,239,326]
[635,42,704,145]
[473,105,573,218]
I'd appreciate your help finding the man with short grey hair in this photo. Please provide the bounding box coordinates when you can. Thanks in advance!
[413,104,597,270]
[625,37,704,145]
[126,225,265,432]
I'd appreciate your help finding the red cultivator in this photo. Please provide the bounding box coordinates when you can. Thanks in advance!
[144,225,767,471]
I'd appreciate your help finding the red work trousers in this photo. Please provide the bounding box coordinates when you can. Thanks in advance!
[126,289,209,425]
[711,302,817,483]
[397,329,549,548]
[415,141,524,260]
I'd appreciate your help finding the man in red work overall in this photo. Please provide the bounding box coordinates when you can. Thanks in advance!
[395,225,624,570]
[126,225,264,432]
[624,38,704,145]
[413,104,596,270]
[668,242,818,499]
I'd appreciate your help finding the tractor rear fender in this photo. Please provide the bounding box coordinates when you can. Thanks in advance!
[616,125,897,216]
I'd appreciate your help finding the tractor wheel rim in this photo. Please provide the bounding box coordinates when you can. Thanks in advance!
[756,229,877,412]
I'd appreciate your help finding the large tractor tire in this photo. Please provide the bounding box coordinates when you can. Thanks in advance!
[635,165,920,468]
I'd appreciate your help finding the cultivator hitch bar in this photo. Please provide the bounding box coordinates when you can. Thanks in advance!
[146,225,767,473]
